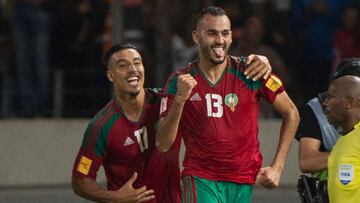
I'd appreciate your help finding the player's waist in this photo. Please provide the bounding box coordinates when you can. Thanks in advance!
[182,159,261,182]
[182,167,257,185]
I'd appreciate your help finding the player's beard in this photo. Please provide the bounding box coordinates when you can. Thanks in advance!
[200,42,230,65]
[129,89,141,97]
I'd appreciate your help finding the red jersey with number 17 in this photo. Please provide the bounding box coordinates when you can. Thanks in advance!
[72,88,180,203]
[161,56,284,184]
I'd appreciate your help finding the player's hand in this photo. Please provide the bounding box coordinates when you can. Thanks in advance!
[244,54,271,81]
[111,172,155,203]
[255,166,282,189]
[176,74,197,102]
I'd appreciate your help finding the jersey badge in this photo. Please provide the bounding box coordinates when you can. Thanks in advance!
[225,93,238,112]
[77,155,92,175]
[339,164,354,185]
[265,75,282,92]
[190,92,202,101]
[124,137,135,146]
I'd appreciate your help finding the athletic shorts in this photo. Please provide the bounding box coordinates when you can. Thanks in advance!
[181,175,253,203]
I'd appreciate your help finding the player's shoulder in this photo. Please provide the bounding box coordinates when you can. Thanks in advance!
[170,60,199,78]
[88,100,120,127]
[229,55,247,63]
[146,88,165,104]
[228,55,247,69]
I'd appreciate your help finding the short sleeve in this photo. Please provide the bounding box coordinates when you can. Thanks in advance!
[260,74,285,103]
[159,94,175,119]
[72,147,103,180]
[163,72,179,95]
[72,122,105,180]
[160,71,180,118]
[296,105,322,142]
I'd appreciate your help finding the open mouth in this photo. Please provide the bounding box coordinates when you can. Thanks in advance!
[212,47,225,58]
[127,76,139,86]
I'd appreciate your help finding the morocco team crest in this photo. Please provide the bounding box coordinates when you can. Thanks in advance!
[225,93,238,112]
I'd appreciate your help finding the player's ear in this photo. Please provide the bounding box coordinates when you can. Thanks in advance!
[192,30,199,45]
[346,96,358,109]
[106,70,114,82]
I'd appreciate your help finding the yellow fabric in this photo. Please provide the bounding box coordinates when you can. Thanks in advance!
[265,75,282,92]
[328,122,360,203]
[77,155,92,175]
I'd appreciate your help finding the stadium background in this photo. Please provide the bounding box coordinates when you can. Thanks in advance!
[1,0,359,202]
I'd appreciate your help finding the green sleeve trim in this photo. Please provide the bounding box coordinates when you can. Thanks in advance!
[191,67,198,77]
[166,75,178,95]
[227,67,261,90]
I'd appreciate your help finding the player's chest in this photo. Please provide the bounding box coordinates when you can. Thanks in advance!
[186,76,258,116]
[106,119,156,160]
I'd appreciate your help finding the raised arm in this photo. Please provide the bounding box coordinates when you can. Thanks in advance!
[155,74,197,152]
[72,172,155,203]
[256,91,300,189]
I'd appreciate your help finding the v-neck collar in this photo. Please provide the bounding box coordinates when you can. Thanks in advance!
[197,58,228,87]
[113,92,146,125]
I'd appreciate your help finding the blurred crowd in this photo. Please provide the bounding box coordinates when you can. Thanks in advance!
[0,0,359,118]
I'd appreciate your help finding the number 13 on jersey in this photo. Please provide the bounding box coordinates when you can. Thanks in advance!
[205,93,223,118]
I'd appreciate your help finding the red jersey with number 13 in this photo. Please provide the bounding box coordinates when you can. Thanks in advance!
[162,56,284,184]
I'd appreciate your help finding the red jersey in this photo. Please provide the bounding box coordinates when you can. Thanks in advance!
[162,56,284,184]
[72,88,180,203]
[145,135,181,203]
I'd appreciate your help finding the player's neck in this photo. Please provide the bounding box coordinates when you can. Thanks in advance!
[198,57,227,84]
[115,88,145,122]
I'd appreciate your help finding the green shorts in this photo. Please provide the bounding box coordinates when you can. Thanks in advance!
[181,175,253,203]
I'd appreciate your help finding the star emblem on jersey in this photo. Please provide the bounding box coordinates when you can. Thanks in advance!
[190,92,202,101]
[124,137,135,146]
[225,93,238,112]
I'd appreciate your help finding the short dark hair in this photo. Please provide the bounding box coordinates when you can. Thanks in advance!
[333,58,360,79]
[194,6,227,29]
[103,43,137,70]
